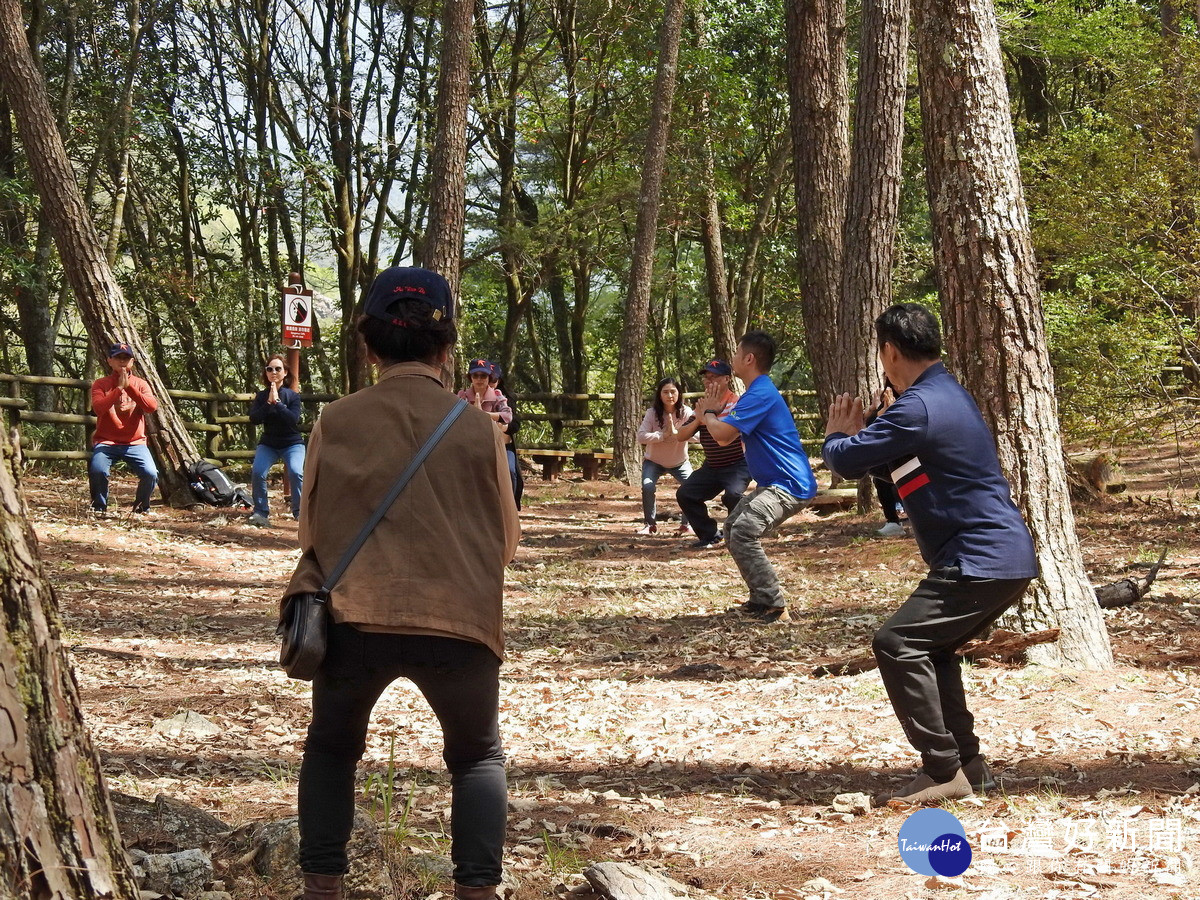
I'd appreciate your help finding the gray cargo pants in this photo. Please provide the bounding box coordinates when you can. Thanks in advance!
[723,484,808,609]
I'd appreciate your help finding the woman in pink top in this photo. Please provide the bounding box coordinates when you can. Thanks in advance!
[458,358,513,426]
[636,376,696,535]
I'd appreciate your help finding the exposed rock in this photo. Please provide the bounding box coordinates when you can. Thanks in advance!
[830,792,871,816]
[152,711,223,739]
[584,862,718,900]
[112,791,231,851]
[220,810,393,899]
[129,847,214,897]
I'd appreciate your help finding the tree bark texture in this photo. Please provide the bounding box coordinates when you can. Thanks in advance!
[610,0,685,483]
[786,0,849,414]
[427,0,475,301]
[693,5,736,363]
[0,0,200,505]
[913,0,1113,668]
[839,0,909,398]
[0,431,138,898]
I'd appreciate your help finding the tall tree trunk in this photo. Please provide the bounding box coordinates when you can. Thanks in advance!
[0,0,200,505]
[840,0,910,507]
[611,0,685,482]
[693,5,736,363]
[0,431,138,899]
[840,0,908,397]
[786,0,849,414]
[913,0,1113,668]
[427,0,474,300]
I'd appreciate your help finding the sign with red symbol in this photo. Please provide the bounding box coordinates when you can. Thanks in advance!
[282,282,314,347]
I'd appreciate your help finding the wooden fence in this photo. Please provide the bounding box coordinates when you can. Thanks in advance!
[0,372,822,465]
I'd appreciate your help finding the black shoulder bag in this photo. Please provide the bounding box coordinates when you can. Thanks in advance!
[278,399,468,680]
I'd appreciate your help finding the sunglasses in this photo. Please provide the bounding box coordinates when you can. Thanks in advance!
[265,366,285,372]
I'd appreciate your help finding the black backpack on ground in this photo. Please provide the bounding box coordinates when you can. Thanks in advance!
[185,460,251,508]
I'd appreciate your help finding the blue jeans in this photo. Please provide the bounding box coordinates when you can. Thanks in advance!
[251,443,305,520]
[89,444,158,512]
[641,458,691,525]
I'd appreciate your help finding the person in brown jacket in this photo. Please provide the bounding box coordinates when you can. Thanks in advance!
[286,267,520,900]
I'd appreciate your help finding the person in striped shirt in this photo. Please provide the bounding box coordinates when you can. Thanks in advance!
[675,359,749,549]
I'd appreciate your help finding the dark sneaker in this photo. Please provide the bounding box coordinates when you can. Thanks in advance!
[755,605,791,624]
[962,756,996,792]
[733,600,770,616]
[877,769,972,806]
[689,535,723,550]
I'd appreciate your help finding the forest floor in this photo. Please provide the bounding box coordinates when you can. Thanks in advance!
[21,439,1200,900]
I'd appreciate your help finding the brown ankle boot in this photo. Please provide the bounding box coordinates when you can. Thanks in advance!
[454,885,499,900]
[302,872,343,900]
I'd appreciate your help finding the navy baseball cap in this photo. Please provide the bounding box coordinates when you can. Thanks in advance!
[701,358,731,376]
[468,358,492,375]
[363,267,453,324]
[489,362,502,380]
[108,342,135,358]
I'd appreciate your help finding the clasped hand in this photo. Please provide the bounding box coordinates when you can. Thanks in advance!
[825,393,866,437]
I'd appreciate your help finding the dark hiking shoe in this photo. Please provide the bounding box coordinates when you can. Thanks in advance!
[302,873,343,900]
[455,886,500,900]
[962,755,996,792]
[689,534,723,550]
[754,605,791,624]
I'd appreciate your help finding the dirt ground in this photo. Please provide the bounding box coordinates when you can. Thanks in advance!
[22,441,1200,900]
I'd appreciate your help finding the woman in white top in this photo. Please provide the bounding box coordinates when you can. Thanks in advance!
[636,376,696,534]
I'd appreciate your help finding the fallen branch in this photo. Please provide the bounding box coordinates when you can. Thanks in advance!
[811,627,1062,677]
[958,627,1060,662]
[1094,548,1167,609]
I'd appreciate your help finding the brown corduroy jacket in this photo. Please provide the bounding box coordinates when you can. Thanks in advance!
[284,361,520,659]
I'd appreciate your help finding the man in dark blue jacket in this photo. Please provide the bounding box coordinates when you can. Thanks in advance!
[823,304,1038,805]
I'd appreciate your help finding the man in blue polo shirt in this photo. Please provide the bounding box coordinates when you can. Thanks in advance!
[822,303,1038,805]
[696,331,817,624]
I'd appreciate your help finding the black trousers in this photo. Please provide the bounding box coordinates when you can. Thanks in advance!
[874,476,901,524]
[872,568,1031,780]
[676,461,751,541]
[298,623,505,886]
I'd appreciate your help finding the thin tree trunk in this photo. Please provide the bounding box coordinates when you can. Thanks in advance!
[0,0,200,504]
[0,430,138,898]
[913,0,1113,668]
[611,0,686,483]
[786,0,849,414]
[693,5,735,363]
[733,131,791,338]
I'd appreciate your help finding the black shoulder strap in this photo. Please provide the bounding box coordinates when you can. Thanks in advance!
[317,399,468,599]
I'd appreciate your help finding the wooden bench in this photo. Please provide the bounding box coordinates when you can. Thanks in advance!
[574,450,613,480]
[519,448,615,481]
[523,449,573,481]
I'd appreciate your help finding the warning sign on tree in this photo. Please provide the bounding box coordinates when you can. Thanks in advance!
[282,283,314,347]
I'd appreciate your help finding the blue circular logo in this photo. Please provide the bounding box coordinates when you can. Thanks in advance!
[898,808,972,876]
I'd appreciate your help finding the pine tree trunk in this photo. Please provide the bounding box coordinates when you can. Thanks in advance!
[913,0,1113,668]
[785,0,849,414]
[0,431,138,898]
[0,0,200,505]
[427,0,474,300]
[611,0,686,483]
[839,0,909,398]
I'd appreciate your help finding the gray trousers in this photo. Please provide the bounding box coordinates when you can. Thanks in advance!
[724,484,808,609]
